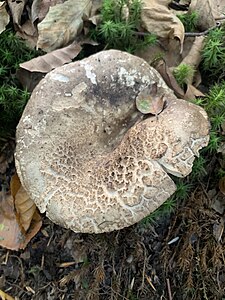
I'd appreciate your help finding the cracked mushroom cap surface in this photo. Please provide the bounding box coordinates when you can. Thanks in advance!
[15,50,210,233]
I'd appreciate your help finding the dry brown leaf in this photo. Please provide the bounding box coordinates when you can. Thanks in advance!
[31,0,65,24]
[16,20,38,49]
[189,0,216,31]
[219,176,225,196]
[0,1,9,34]
[19,41,82,73]
[181,36,205,69]
[153,59,185,99]
[37,0,92,52]
[135,38,182,69]
[16,69,44,92]
[0,289,14,300]
[17,41,83,91]
[184,84,205,101]
[88,0,102,25]
[7,0,27,26]
[141,0,185,52]
[0,174,42,250]
[136,83,165,115]
[211,0,225,19]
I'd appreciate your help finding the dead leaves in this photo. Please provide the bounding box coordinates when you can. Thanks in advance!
[0,1,9,34]
[17,41,83,91]
[37,0,92,52]
[0,174,42,251]
[141,0,185,51]
[7,0,27,28]
[0,289,14,300]
[136,83,165,115]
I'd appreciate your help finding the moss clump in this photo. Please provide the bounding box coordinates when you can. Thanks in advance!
[201,27,225,80]
[0,30,40,138]
[173,63,195,88]
[177,11,199,32]
[91,0,157,52]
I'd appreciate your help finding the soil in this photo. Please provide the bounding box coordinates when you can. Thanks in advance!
[0,179,224,299]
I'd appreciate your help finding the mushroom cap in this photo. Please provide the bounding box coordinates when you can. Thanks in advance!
[15,50,209,233]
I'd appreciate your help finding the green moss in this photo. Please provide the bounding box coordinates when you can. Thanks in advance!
[177,11,199,32]
[173,63,195,88]
[91,0,157,52]
[201,27,225,79]
[0,30,40,137]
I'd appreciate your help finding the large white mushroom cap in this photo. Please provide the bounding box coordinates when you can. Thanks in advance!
[15,50,210,233]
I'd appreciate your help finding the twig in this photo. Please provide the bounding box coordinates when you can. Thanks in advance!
[166,278,173,300]
[145,274,156,291]
[185,23,221,37]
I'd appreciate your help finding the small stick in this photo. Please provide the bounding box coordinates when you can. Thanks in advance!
[166,278,173,300]
[185,23,220,37]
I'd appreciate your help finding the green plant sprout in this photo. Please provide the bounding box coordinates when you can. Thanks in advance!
[173,63,195,88]
[92,0,157,52]
[177,11,199,32]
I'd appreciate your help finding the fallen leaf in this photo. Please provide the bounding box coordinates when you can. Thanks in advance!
[189,0,216,31]
[37,0,92,52]
[181,36,205,70]
[153,58,185,99]
[7,0,27,27]
[211,194,225,215]
[16,69,44,92]
[19,41,82,73]
[0,174,42,250]
[0,1,9,34]
[211,0,225,19]
[184,84,205,101]
[17,41,83,91]
[16,20,38,49]
[219,176,225,196]
[0,289,14,300]
[141,0,185,53]
[88,0,102,25]
[31,0,65,24]
[136,83,165,115]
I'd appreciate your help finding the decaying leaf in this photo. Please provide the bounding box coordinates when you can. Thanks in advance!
[31,0,65,24]
[7,0,27,27]
[141,0,185,52]
[88,0,102,25]
[153,59,185,99]
[0,1,10,34]
[211,0,225,19]
[37,0,92,52]
[219,176,225,196]
[19,41,82,73]
[189,0,216,31]
[17,41,83,91]
[181,36,205,70]
[16,20,38,49]
[136,83,165,115]
[0,174,42,250]
[184,84,205,101]
[0,289,14,300]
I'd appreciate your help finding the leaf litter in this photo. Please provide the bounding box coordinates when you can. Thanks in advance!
[0,0,225,299]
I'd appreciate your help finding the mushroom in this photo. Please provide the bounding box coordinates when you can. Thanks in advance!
[15,50,210,233]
